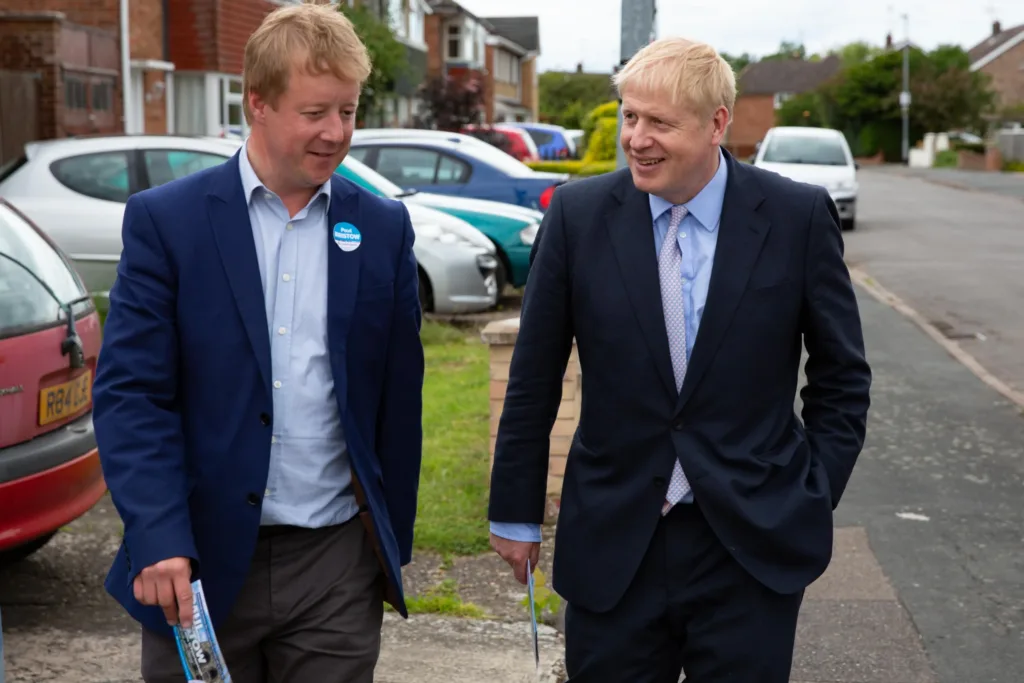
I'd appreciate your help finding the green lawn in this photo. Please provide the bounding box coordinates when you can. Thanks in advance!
[415,321,492,556]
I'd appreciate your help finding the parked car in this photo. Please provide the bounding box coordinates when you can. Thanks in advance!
[349,129,569,211]
[752,126,859,231]
[0,198,106,564]
[459,124,540,162]
[0,135,499,313]
[503,122,577,160]
[335,154,542,292]
[564,128,585,158]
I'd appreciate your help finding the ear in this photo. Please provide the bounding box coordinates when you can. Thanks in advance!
[248,91,269,124]
[710,106,730,146]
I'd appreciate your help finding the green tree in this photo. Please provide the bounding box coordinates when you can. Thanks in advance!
[538,71,615,127]
[775,91,829,127]
[761,41,806,61]
[833,41,882,68]
[721,52,755,74]
[338,2,407,124]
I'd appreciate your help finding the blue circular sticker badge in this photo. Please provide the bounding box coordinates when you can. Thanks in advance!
[332,222,362,252]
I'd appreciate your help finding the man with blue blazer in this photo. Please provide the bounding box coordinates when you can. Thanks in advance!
[92,5,423,682]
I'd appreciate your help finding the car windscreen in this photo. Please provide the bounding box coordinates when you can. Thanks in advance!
[761,135,850,166]
[0,203,89,337]
[342,157,403,198]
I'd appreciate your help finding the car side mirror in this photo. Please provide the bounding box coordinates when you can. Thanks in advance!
[854,162,860,170]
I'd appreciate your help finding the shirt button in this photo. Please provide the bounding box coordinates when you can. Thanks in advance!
[680,233,686,238]
[278,326,287,335]
[265,488,272,497]
[282,273,291,282]
[286,223,294,231]
[273,380,282,389]
[271,435,277,444]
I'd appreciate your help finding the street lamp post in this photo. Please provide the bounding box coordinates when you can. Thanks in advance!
[615,0,657,169]
[900,13,911,164]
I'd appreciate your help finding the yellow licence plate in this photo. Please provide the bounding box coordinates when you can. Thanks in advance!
[38,370,92,426]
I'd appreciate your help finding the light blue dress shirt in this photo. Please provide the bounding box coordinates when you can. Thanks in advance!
[491,150,729,543]
[238,144,359,528]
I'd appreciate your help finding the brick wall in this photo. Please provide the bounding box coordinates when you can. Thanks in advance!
[218,0,275,74]
[521,55,537,121]
[0,0,117,31]
[483,43,495,122]
[167,0,218,71]
[0,14,61,139]
[424,13,443,76]
[979,39,1024,109]
[727,93,774,159]
[482,319,580,515]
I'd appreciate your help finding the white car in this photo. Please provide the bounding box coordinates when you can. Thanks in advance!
[752,126,859,230]
[0,135,498,314]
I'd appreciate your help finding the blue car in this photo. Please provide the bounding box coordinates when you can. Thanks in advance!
[349,129,569,212]
[504,122,577,160]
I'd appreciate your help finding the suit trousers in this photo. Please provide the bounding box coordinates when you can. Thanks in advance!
[564,501,804,683]
[140,516,384,683]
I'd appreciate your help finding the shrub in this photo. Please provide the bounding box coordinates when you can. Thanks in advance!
[584,117,618,163]
[1004,160,1024,173]
[581,100,618,148]
[526,160,616,177]
[933,150,958,168]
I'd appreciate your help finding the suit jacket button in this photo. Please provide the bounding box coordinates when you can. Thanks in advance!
[672,419,685,431]
[259,413,271,426]
[247,493,261,506]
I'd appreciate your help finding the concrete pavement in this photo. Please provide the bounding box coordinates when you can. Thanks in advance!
[869,165,1024,202]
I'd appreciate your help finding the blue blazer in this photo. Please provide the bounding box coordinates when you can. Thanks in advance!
[92,152,424,638]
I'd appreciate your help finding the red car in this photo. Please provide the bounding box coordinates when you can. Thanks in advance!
[0,197,105,563]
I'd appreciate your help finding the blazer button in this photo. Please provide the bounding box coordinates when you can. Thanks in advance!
[672,419,685,431]
[247,492,261,506]
[259,413,271,426]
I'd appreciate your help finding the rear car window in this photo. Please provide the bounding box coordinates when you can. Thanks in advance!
[50,151,131,202]
[0,204,89,338]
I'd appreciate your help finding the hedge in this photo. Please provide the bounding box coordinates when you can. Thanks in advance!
[526,160,617,176]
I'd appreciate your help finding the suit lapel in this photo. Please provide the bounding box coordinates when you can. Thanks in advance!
[606,172,678,398]
[325,177,360,414]
[207,153,272,397]
[676,153,771,411]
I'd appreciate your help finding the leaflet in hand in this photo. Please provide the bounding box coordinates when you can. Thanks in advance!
[173,579,232,682]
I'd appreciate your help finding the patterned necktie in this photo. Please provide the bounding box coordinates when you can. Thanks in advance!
[659,205,691,513]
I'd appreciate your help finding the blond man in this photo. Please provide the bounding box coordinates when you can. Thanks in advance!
[93,3,424,681]
[489,37,870,681]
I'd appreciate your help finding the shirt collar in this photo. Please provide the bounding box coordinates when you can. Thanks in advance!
[238,140,333,211]
[648,147,728,232]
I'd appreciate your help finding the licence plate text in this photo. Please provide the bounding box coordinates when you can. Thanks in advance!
[38,370,92,426]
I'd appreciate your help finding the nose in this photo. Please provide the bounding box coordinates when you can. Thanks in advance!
[321,112,346,143]
[630,122,653,151]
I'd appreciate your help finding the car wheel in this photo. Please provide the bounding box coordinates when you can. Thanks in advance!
[0,531,57,566]
[841,216,856,231]
[417,267,433,313]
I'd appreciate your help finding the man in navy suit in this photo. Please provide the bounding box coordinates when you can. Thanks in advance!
[489,37,871,682]
[92,5,423,681]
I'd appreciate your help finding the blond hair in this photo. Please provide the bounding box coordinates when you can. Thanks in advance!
[612,37,736,121]
[242,0,372,123]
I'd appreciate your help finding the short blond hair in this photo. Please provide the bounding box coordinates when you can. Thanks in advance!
[242,1,372,123]
[612,37,736,121]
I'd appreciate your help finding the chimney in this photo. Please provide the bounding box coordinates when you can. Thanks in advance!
[885,32,893,49]
[993,20,1002,35]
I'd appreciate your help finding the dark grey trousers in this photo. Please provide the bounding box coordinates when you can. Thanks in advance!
[141,517,385,683]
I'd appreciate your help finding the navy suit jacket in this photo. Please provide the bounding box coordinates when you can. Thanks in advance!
[93,153,424,637]
[488,149,871,614]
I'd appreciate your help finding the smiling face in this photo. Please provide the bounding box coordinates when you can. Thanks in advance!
[620,89,730,205]
[247,56,360,205]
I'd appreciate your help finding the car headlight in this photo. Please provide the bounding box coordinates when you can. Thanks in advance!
[519,222,540,246]
[417,223,473,247]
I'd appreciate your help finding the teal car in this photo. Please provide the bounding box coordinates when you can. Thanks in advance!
[337,156,542,293]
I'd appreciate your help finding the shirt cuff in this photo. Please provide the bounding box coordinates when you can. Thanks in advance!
[489,521,542,543]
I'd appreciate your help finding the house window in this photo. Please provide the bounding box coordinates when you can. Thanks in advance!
[388,0,406,38]
[447,23,461,60]
[773,92,793,109]
[408,0,424,44]
[91,81,113,112]
[64,76,88,110]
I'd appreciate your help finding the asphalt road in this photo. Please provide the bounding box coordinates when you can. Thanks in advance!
[846,167,1024,395]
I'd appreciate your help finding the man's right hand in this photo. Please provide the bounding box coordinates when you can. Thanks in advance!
[133,556,194,628]
[490,534,541,585]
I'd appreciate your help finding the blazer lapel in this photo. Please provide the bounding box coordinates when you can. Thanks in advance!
[676,153,771,411]
[325,177,360,414]
[606,172,678,398]
[207,153,272,397]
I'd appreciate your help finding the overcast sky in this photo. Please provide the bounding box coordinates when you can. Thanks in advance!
[457,0,1024,73]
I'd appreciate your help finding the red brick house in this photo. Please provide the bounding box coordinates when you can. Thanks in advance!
[725,56,841,160]
[968,20,1024,112]
[424,0,539,124]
